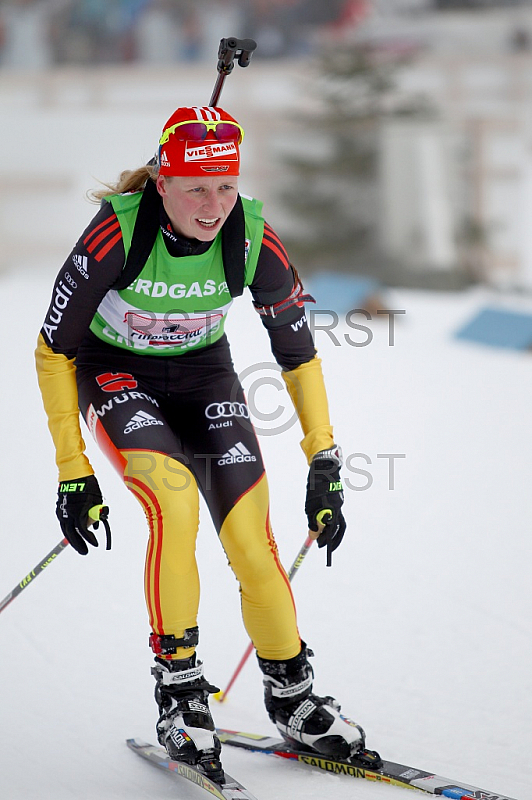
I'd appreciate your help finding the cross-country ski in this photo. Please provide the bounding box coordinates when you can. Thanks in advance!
[216,730,518,800]
[127,738,259,800]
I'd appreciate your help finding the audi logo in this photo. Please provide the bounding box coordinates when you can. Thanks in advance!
[64,272,78,289]
[205,402,250,420]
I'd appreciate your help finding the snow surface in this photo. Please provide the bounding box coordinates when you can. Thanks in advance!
[0,262,530,800]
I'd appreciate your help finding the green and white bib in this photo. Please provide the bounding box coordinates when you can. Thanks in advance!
[89,192,264,355]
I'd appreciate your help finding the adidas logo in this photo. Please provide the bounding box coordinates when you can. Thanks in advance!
[160,150,170,167]
[218,441,257,466]
[124,410,164,434]
[72,253,89,279]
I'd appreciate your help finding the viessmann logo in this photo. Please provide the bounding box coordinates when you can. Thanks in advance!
[185,140,238,162]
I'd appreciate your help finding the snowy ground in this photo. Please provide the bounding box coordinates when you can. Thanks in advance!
[0,260,531,799]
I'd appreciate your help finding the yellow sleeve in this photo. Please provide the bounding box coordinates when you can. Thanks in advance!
[282,355,335,464]
[35,333,94,482]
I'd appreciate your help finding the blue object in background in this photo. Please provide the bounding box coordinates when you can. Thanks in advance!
[455,307,532,351]
[305,273,382,313]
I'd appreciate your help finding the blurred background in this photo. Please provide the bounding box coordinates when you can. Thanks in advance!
[3,0,532,330]
[1,8,532,798]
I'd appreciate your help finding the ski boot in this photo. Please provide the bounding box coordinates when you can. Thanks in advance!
[258,644,381,767]
[152,652,223,781]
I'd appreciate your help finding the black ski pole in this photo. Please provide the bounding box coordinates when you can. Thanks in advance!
[0,538,69,615]
[209,36,257,106]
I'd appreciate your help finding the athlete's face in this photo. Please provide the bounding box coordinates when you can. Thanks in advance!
[156,175,239,241]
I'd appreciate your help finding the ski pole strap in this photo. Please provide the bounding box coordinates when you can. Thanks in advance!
[253,270,315,319]
[309,509,335,567]
[88,504,112,550]
[317,509,335,568]
[326,530,334,568]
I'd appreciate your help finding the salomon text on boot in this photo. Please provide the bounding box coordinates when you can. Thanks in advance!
[259,644,380,766]
[151,631,223,781]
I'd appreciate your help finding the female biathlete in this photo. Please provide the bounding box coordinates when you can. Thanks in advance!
[36,105,372,779]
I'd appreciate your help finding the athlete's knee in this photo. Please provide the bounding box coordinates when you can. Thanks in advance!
[125,451,159,489]
[221,524,285,590]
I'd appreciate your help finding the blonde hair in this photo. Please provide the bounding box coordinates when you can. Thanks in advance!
[89,163,159,203]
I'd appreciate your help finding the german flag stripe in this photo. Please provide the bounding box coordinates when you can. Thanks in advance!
[83,213,119,245]
[86,219,121,254]
[85,420,165,630]
[125,476,165,633]
[94,231,123,262]
[265,505,297,616]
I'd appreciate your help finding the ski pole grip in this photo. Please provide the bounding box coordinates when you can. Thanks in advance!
[88,504,105,523]
[217,37,257,72]
[237,39,257,67]
[309,508,332,540]
[317,509,333,525]
[217,37,238,73]
[210,37,257,106]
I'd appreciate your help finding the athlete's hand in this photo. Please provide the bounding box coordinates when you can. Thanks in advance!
[305,446,346,567]
[56,475,111,555]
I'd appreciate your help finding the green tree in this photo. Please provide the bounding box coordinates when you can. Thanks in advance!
[279,44,434,280]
